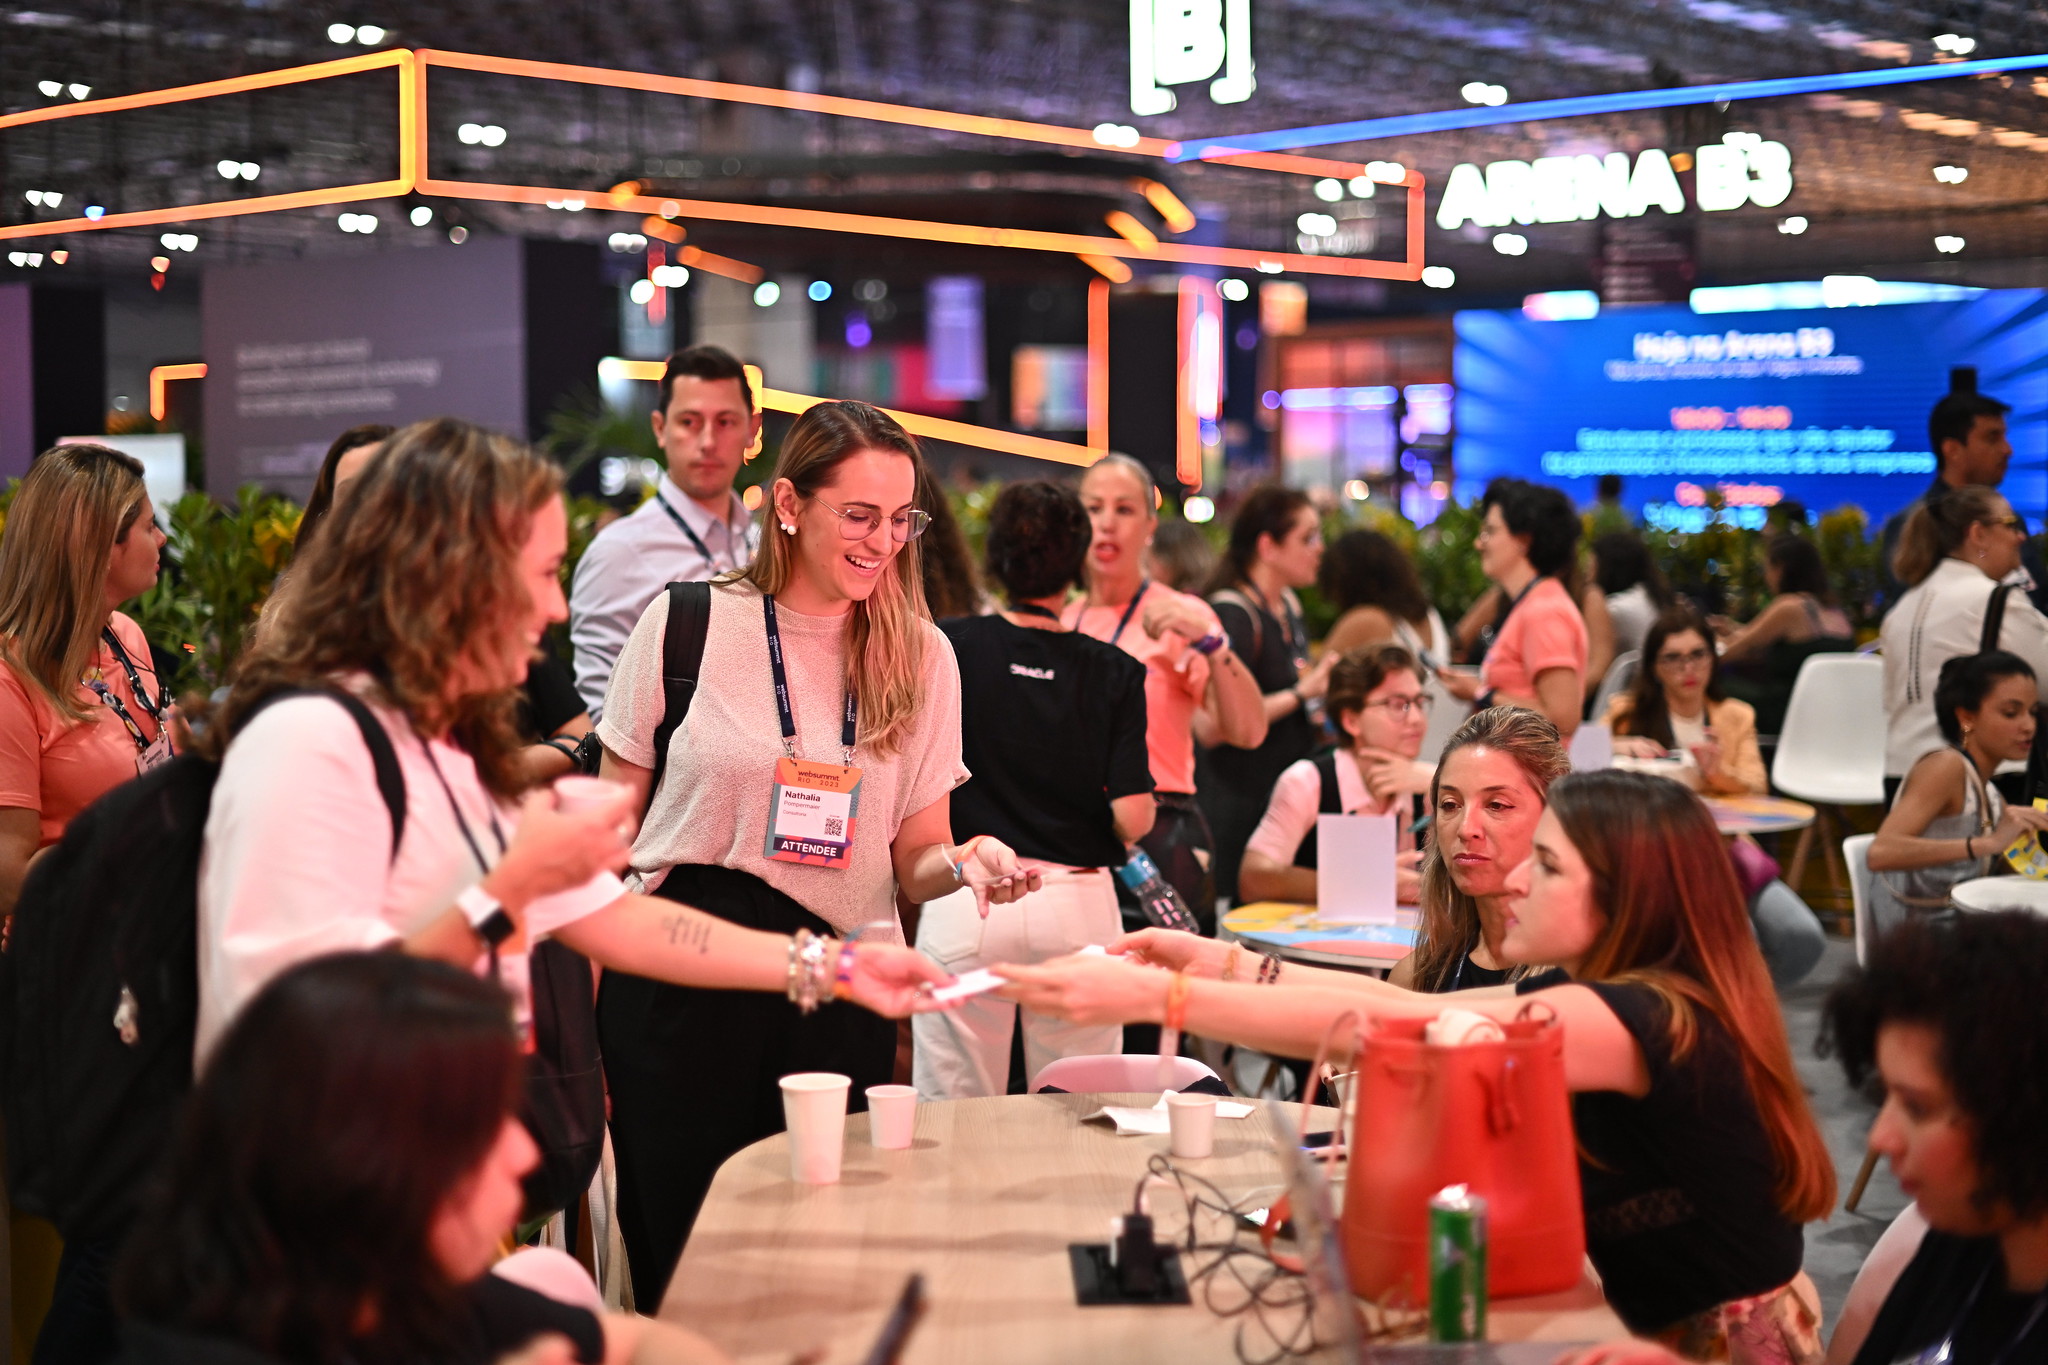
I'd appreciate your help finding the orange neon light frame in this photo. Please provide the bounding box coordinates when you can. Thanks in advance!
[0,50,417,242]
[5,48,1427,281]
[601,358,1103,467]
[149,363,207,422]
[1087,280,1111,452]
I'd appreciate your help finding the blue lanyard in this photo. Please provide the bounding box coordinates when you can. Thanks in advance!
[1109,579,1151,647]
[762,593,857,764]
[656,491,725,570]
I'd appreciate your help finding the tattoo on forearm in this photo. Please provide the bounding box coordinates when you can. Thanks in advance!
[661,914,713,953]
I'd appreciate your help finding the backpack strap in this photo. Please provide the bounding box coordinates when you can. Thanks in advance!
[649,581,713,808]
[1981,583,2015,655]
[244,687,407,864]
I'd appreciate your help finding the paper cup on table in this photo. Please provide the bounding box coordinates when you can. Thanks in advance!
[780,1073,851,1183]
[866,1084,917,1149]
[1164,1091,1217,1159]
[553,775,629,815]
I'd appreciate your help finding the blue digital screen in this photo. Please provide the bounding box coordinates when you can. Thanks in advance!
[1453,291,2048,532]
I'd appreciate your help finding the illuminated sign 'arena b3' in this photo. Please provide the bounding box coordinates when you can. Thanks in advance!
[1436,136,1793,230]
[1130,0,1254,116]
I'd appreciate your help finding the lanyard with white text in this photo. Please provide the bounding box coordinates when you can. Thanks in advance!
[763,593,857,765]
[656,492,723,570]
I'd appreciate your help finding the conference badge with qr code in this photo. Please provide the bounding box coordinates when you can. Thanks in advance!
[765,756,863,868]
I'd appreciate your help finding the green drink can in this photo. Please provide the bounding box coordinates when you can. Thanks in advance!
[1427,1184,1489,1343]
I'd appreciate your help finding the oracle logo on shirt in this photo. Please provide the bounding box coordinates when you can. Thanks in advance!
[1009,663,1056,681]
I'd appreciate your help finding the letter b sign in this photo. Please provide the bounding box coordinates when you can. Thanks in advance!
[1131,0,1253,115]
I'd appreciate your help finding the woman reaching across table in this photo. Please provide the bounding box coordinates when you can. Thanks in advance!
[1064,455,1266,934]
[1000,769,1837,1356]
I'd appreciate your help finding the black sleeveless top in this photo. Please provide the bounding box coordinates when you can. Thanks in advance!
[1291,749,1346,869]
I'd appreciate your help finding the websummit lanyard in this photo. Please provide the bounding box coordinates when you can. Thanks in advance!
[762,593,862,868]
[89,629,173,770]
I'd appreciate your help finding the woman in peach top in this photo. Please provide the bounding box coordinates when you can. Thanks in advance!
[1063,456,1265,936]
[1440,478,1588,738]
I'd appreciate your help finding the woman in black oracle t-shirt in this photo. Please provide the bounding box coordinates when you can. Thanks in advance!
[912,480,1156,1100]
[1821,912,2048,1365]
[1196,484,1333,906]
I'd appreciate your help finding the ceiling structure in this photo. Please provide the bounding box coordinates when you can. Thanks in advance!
[5,0,2047,302]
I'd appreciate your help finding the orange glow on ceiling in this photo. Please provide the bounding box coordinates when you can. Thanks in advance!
[1132,179,1198,234]
[1077,253,1134,283]
[149,362,207,421]
[1104,210,1160,252]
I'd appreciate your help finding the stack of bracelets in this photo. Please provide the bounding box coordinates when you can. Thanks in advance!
[1221,943,1286,985]
[785,928,860,1014]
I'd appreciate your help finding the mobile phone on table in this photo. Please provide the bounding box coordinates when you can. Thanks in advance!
[860,1272,927,1365]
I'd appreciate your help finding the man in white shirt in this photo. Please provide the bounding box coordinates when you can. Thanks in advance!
[570,345,763,719]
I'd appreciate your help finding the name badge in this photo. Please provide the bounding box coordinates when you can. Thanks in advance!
[135,731,173,775]
[765,756,863,868]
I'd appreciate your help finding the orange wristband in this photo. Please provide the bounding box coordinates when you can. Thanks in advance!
[1164,969,1193,1033]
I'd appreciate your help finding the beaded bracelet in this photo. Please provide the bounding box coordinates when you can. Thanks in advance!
[1163,969,1194,1034]
[1257,952,1283,985]
[1220,944,1243,982]
[835,940,858,1002]
[786,929,834,1014]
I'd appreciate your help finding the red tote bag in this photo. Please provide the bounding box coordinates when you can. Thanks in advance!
[1338,1006,1585,1305]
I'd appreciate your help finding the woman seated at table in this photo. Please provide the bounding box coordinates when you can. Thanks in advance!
[1821,910,2048,1365]
[1869,651,2048,937]
[1715,534,1854,737]
[1236,644,1431,907]
[116,951,730,1365]
[1607,606,1766,795]
[999,770,1836,1355]
[1608,605,1824,986]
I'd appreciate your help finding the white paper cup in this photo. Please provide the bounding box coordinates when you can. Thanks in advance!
[554,774,629,816]
[1164,1091,1217,1159]
[780,1072,851,1183]
[865,1084,917,1149]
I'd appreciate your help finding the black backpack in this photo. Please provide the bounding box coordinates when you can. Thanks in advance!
[0,688,403,1244]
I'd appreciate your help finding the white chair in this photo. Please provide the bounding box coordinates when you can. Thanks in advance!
[1843,833,1877,968]
[1826,1204,1928,1361]
[1771,654,1887,894]
[1589,650,1640,723]
[1029,1053,1223,1094]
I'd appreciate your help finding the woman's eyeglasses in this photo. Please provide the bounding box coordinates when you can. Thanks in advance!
[1360,695,1434,719]
[813,496,932,543]
[1655,647,1713,671]
[1982,514,2026,532]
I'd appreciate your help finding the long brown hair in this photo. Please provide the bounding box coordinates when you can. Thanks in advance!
[209,418,559,797]
[1412,707,1570,991]
[739,401,931,757]
[0,443,149,723]
[1893,484,2005,587]
[1618,604,1725,750]
[1549,770,1836,1221]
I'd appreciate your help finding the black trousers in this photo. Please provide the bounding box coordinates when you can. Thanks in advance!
[597,864,895,1311]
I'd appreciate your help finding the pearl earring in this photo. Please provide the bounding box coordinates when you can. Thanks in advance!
[781,522,796,536]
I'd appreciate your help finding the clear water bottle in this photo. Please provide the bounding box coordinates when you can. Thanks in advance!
[1115,847,1200,934]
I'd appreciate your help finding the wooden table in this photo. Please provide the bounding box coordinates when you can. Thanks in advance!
[661,1093,1624,1363]
[1950,876,2048,914]
[1701,794,1816,837]
[1221,901,1420,975]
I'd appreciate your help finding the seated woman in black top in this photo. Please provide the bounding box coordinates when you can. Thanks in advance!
[1000,770,1837,1354]
[1822,911,2048,1365]
[115,952,729,1365]
[912,479,1155,1099]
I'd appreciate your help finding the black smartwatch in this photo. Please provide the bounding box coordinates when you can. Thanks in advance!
[457,884,516,947]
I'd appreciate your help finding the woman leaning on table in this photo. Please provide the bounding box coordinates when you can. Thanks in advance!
[595,401,1039,1297]
[1000,770,1836,1358]
[1065,454,1266,934]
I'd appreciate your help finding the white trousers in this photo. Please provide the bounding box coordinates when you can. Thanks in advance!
[912,866,1123,1100]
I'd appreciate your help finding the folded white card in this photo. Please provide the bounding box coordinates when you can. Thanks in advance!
[1083,1094,1256,1134]
[930,967,1003,1003]
[1316,811,1398,924]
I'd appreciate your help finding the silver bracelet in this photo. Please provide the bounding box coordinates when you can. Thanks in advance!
[787,929,833,1014]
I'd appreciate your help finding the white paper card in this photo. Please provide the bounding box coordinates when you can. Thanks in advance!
[1083,1094,1256,1134]
[1316,811,1398,924]
[930,967,1004,1003]
[1569,721,1614,772]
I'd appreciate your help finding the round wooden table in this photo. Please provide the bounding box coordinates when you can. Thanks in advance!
[1702,794,1817,836]
[1950,876,2048,915]
[1220,901,1420,975]
[660,1093,1623,1363]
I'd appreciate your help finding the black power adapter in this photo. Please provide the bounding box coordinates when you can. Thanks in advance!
[1069,1204,1191,1306]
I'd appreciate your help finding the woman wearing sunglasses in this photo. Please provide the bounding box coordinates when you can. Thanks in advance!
[1237,643,1433,907]
[1882,485,2048,804]
[594,401,1039,1302]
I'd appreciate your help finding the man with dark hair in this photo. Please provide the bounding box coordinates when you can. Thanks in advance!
[1880,389,2036,607]
[569,344,762,717]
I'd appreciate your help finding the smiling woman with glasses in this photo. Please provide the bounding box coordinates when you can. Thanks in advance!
[590,399,1041,1293]
[1237,643,1436,907]
[1607,605,1767,797]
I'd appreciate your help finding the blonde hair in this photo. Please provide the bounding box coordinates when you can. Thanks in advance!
[1893,484,2007,587]
[1412,706,1570,991]
[739,401,931,757]
[210,418,559,798]
[0,444,148,723]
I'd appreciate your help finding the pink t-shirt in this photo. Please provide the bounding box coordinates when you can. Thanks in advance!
[1064,583,1215,796]
[0,612,165,847]
[1482,577,1588,704]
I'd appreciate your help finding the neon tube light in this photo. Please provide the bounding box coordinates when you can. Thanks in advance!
[1172,51,2048,158]
[598,360,1104,467]
[1087,279,1111,452]
[149,363,207,421]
